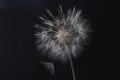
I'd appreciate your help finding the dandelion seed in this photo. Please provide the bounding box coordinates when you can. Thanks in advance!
[40,61,54,75]
[35,6,91,80]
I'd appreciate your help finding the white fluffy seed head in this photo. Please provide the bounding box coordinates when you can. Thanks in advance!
[35,6,91,62]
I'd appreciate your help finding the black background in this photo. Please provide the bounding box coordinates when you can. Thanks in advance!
[0,0,119,80]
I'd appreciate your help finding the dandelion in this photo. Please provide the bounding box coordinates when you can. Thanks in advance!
[35,6,91,80]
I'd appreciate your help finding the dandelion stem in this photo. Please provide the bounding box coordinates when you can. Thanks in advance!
[68,52,76,80]
[65,45,76,80]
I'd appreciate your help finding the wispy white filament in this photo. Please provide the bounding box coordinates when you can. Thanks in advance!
[35,6,90,62]
[35,6,91,80]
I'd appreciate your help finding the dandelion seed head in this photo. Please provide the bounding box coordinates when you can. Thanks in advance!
[35,6,91,62]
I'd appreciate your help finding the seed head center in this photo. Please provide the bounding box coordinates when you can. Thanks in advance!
[57,30,69,40]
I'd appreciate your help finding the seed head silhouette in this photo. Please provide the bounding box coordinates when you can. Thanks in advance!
[35,6,91,80]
